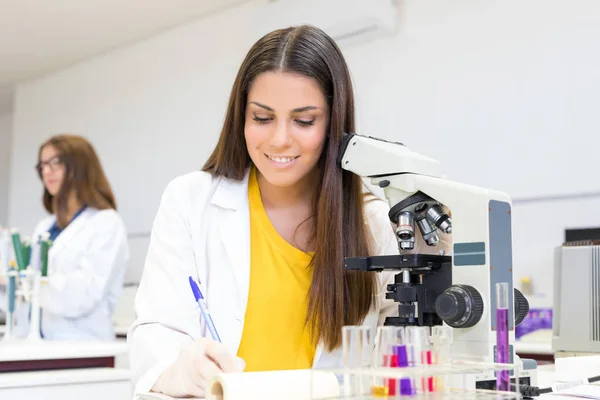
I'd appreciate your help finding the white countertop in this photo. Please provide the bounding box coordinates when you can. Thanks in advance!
[0,367,132,389]
[0,339,128,362]
[515,329,554,355]
[515,340,553,355]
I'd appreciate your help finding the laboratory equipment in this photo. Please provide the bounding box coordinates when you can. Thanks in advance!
[4,268,17,340]
[10,229,26,271]
[2,228,52,341]
[496,283,510,391]
[373,326,413,396]
[313,335,524,399]
[25,268,42,341]
[515,308,552,340]
[342,325,373,395]
[40,232,51,277]
[339,133,536,390]
[553,240,600,357]
[3,267,45,341]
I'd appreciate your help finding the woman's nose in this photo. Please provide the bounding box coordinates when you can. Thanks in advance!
[270,121,292,147]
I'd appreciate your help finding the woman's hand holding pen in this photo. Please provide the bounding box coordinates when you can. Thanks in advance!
[152,338,246,397]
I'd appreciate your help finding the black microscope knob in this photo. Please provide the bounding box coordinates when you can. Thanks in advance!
[514,288,530,326]
[435,285,484,328]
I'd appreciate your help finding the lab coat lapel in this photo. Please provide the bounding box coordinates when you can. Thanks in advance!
[48,208,92,255]
[313,342,326,367]
[212,170,252,320]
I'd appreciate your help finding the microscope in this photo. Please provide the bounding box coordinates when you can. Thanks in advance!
[339,133,535,389]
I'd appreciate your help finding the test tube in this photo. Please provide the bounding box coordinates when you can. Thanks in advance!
[6,268,17,340]
[26,268,42,340]
[342,325,373,397]
[40,232,51,277]
[374,326,414,397]
[10,229,25,271]
[496,283,510,391]
[406,326,434,393]
[431,325,453,391]
[431,325,453,364]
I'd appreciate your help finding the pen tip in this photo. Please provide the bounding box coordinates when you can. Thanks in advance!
[188,276,202,301]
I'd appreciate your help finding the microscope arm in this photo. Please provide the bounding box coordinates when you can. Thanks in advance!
[339,133,442,179]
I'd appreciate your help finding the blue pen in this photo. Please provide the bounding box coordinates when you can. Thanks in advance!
[188,276,221,342]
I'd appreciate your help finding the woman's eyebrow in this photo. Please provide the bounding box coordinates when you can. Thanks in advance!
[249,101,320,113]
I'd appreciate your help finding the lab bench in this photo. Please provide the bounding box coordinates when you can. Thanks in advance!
[0,339,128,372]
[0,367,133,400]
[0,339,133,399]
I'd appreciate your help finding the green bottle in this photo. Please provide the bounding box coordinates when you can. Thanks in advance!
[40,232,51,277]
[22,237,31,269]
[10,229,25,271]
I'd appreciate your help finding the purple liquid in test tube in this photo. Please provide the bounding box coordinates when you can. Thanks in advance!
[496,282,510,391]
[394,345,414,395]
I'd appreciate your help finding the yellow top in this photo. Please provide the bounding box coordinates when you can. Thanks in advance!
[236,167,316,371]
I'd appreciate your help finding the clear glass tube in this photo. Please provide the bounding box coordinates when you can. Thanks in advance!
[342,325,373,368]
[406,326,434,394]
[373,326,414,397]
[342,325,373,397]
[496,282,509,309]
[431,325,453,391]
[496,282,510,392]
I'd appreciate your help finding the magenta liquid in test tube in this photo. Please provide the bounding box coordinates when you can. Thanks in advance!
[496,282,510,391]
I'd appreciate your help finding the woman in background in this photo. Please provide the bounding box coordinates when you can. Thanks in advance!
[30,134,129,340]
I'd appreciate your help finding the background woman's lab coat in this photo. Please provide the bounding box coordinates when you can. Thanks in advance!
[30,207,129,340]
[128,169,400,395]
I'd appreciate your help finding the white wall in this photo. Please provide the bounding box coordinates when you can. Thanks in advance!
[0,113,13,226]
[8,0,600,301]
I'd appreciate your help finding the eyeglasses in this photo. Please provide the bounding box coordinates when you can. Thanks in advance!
[35,156,63,176]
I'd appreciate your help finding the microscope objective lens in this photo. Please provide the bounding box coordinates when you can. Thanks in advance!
[426,204,452,234]
[416,218,440,246]
[396,212,415,240]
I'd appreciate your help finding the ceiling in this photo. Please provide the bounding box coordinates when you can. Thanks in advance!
[0,0,251,114]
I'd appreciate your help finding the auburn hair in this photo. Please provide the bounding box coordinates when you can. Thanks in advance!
[38,134,116,228]
[202,25,377,350]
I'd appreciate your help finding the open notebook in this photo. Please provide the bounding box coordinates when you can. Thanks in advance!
[136,369,339,400]
[545,384,600,399]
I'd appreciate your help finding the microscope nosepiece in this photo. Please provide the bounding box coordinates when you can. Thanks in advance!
[417,217,440,246]
[426,204,452,234]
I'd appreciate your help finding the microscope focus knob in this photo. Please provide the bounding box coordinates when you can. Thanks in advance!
[435,285,484,328]
[514,288,530,326]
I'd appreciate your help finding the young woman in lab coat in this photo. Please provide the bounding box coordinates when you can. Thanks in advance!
[128,25,447,397]
[31,134,129,340]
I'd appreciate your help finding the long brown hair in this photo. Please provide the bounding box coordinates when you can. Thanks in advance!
[203,25,377,350]
[38,134,116,228]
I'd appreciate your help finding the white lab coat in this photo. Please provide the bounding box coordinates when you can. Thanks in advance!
[29,207,129,340]
[128,168,400,395]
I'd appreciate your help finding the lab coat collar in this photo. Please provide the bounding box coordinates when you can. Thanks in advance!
[208,167,327,368]
[49,208,94,255]
[210,168,251,211]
